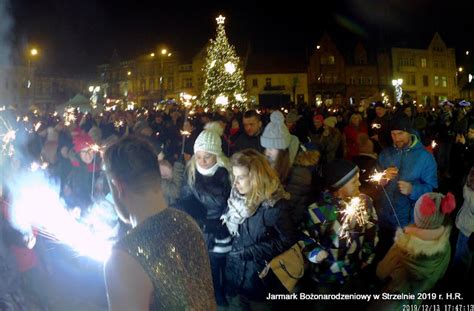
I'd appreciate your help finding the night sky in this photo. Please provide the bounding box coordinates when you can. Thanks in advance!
[9,0,474,75]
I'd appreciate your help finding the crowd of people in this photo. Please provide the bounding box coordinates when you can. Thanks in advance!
[0,96,473,310]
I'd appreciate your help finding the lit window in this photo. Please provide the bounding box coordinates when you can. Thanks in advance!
[441,76,447,88]
[421,58,427,68]
[434,76,439,86]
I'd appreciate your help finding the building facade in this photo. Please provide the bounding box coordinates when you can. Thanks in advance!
[391,33,459,105]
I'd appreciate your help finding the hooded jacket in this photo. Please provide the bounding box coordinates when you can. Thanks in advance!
[377,135,438,230]
[377,226,451,297]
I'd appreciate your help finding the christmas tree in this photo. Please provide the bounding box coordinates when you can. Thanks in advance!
[200,15,248,111]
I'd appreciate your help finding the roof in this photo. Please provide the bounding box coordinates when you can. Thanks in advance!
[245,54,307,75]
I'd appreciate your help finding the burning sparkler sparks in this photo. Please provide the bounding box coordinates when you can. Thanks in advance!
[338,196,370,242]
[114,120,125,129]
[1,116,16,157]
[431,140,438,149]
[8,173,117,261]
[34,121,42,132]
[30,162,49,172]
[368,169,386,184]
[371,123,382,129]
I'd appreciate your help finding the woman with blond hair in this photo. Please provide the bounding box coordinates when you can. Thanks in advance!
[222,149,299,309]
[178,121,232,306]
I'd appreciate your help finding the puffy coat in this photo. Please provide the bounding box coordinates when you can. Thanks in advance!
[377,226,451,304]
[178,167,231,249]
[225,199,299,300]
[377,136,438,231]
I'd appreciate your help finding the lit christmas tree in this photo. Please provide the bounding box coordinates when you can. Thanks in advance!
[200,15,248,111]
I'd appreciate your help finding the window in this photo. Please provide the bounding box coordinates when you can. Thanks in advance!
[434,61,439,68]
[167,77,174,90]
[421,58,427,68]
[320,55,335,65]
[409,58,415,66]
[149,78,155,91]
[359,77,364,85]
[182,77,193,88]
[410,75,416,85]
[350,76,356,85]
[441,76,447,88]
[423,75,429,87]
[265,78,272,87]
[252,78,258,87]
[367,77,373,85]
[434,76,439,87]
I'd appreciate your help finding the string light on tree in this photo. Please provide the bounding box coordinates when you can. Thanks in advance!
[200,14,248,111]
[224,62,236,74]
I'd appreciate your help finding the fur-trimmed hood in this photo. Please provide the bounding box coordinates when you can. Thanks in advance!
[394,226,451,257]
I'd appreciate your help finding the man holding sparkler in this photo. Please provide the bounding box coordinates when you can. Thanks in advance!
[303,159,378,305]
[103,136,216,310]
[376,115,438,258]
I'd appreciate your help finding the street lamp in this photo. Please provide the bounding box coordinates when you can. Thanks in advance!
[27,47,39,108]
[159,48,172,102]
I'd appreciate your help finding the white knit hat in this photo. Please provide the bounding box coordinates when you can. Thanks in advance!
[260,111,291,150]
[194,121,223,155]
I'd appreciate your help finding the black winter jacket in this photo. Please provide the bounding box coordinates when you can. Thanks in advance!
[225,199,299,300]
[178,167,231,246]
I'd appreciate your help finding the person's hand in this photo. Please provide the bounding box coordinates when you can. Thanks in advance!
[23,233,36,249]
[315,250,328,263]
[398,181,413,195]
[371,134,379,142]
[159,160,173,180]
[459,134,466,145]
[384,167,399,180]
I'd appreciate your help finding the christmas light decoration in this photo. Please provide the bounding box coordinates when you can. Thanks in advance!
[200,15,248,110]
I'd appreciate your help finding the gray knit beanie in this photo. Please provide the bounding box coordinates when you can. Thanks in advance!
[414,192,456,229]
[260,111,291,150]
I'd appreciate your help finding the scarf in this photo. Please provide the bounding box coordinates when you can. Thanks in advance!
[221,185,289,236]
[196,161,220,176]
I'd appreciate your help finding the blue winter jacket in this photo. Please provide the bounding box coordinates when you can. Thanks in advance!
[377,135,438,231]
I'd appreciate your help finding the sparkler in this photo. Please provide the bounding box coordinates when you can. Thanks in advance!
[114,120,124,130]
[34,121,42,132]
[431,140,438,149]
[30,162,49,172]
[338,196,370,243]
[180,130,192,155]
[371,123,382,129]
[63,107,76,127]
[87,143,101,198]
[8,172,117,262]
[1,116,16,157]
[368,169,402,229]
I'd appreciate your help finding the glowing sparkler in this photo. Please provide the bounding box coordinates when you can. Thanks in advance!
[431,140,438,149]
[34,121,42,132]
[87,143,102,199]
[371,123,381,129]
[1,116,16,157]
[338,196,370,242]
[368,169,402,229]
[63,107,76,127]
[8,173,117,261]
[114,120,124,130]
[30,162,49,172]
[368,169,386,184]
